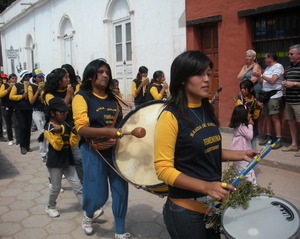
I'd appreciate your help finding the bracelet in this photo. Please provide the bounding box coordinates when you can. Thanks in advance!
[294,82,297,87]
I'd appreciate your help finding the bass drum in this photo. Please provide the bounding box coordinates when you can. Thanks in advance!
[221,194,300,239]
[113,100,168,197]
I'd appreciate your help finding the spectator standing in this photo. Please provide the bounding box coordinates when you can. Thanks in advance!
[281,44,300,156]
[252,51,284,149]
[237,49,262,96]
[28,69,47,162]
[9,70,33,154]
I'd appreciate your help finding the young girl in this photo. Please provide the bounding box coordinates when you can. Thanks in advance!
[110,79,122,98]
[235,80,262,150]
[229,105,257,185]
[146,70,168,101]
[43,97,84,217]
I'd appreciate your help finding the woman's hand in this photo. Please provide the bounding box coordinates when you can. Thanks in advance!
[252,70,261,78]
[204,181,235,201]
[141,78,150,87]
[243,150,260,162]
[162,81,168,89]
[105,128,123,139]
[246,63,255,71]
[66,85,74,98]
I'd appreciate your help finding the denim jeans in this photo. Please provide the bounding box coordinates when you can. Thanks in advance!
[163,198,220,239]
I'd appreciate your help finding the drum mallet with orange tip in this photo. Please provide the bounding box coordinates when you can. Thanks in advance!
[116,127,146,138]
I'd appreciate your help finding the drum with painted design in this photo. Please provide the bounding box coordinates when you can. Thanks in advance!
[221,194,300,239]
[113,100,168,197]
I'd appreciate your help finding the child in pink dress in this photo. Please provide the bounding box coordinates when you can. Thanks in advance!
[229,105,257,185]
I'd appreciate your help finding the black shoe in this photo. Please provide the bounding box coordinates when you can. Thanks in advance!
[272,141,282,149]
[259,135,271,145]
[0,136,8,142]
[26,147,33,152]
[20,147,27,154]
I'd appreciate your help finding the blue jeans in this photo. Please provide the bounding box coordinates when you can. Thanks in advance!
[80,143,128,234]
[163,198,220,239]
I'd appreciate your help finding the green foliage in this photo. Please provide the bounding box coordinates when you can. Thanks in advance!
[204,165,274,231]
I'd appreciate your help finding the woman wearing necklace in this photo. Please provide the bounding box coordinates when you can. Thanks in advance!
[154,51,259,239]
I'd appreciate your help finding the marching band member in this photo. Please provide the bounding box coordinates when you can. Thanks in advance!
[154,51,258,239]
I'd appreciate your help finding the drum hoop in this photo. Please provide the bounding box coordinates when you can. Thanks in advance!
[112,100,166,188]
[221,194,300,239]
[117,100,165,129]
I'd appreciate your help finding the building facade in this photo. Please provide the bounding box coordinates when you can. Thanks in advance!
[185,0,300,137]
[0,0,186,102]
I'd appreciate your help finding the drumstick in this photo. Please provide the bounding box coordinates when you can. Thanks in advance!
[122,127,146,138]
[210,139,279,207]
[211,86,223,104]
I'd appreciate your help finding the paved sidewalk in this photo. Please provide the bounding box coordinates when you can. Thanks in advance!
[0,129,299,238]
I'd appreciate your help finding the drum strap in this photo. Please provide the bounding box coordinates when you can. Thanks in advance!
[113,93,133,108]
[169,197,214,215]
[89,144,132,185]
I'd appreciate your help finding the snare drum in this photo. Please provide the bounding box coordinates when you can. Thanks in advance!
[221,194,300,239]
[113,100,168,197]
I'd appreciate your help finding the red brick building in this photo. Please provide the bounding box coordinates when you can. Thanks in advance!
[185,0,300,138]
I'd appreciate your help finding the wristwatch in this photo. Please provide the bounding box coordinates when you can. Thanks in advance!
[260,74,263,78]
[294,82,297,86]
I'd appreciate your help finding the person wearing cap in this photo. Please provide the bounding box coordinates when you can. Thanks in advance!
[41,97,83,218]
[28,69,47,161]
[0,74,8,142]
[9,70,33,154]
[0,73,20,145]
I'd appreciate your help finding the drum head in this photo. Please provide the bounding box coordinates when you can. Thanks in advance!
[113,101,165,187]
[221,194,300,239]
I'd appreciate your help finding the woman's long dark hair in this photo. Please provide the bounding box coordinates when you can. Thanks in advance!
[240,80,255,97]
[80,59,114,99]
[228,105,249,128]
[61,64,77,88]
[42,68,67,102]
[146,70,164,101]
[166,51,219,127]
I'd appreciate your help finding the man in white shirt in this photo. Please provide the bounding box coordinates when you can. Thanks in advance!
[252,51,284,149]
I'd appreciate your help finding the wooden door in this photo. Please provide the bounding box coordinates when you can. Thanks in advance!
[201,26,219,117]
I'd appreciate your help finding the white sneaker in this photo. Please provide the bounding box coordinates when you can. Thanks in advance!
[115,233,131,239]
[41,156,47,162]
[8,141,13,146]
[46,207,60,217]
[82,214,93,235]
[93,208,104,221]
[62,174,65,179]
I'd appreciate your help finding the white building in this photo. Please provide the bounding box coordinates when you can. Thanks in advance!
[0,0,186,101]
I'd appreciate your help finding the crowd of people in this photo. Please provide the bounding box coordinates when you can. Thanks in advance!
[236,44,300,158]
[0,45,299,238]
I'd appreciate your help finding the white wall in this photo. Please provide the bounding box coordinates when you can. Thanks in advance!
[0,0,186,99]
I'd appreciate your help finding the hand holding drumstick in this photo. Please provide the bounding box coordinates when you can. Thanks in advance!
[116,127,146,138]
